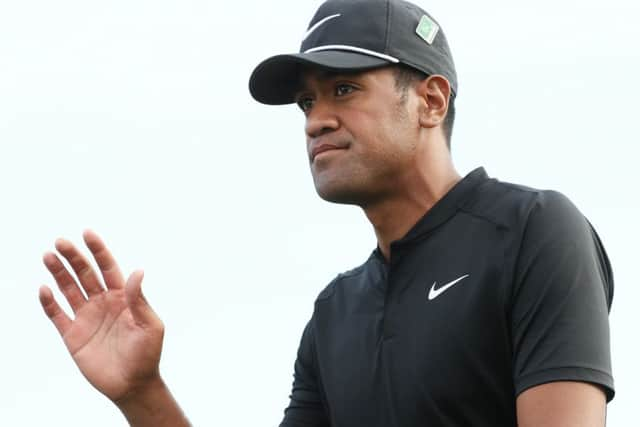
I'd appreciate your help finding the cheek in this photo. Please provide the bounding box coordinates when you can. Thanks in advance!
[341,100,417,158]
[371,107,415,149]
[344,108,393,143]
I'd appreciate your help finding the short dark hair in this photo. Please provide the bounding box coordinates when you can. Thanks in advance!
[393,65,456,149]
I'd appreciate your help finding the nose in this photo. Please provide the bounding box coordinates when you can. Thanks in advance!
[305,98,339,139]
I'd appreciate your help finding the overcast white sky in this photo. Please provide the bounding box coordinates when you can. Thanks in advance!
[1,0,638,425]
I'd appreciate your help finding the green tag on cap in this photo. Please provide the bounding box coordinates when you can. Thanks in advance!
[415,14,439,45]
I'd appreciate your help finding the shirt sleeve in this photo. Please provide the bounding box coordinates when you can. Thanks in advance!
[279,319,330,427]
[510,190,615,401]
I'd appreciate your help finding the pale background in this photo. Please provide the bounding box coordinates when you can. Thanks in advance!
[1,0,638,425]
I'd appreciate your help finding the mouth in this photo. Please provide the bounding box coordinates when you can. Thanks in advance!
[310,143,349,162]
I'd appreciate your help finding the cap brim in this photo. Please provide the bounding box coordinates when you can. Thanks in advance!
[249,50,390,105]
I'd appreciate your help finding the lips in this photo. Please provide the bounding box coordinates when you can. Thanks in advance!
[310,143,347,162]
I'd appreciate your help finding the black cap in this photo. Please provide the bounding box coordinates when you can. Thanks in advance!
[249,0,457,105]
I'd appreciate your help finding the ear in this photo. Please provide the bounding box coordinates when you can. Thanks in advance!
[417,75,451,130]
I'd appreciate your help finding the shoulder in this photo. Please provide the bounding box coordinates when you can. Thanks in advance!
[314,253,377,303]
[460,175,582,232]
[500,185,615,309]
[461,175,612,304]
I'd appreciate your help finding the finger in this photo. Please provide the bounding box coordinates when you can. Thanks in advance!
[43,251,87,313]
[82,230,125,290]
[39,285,72,336]
[124,270,158,327]
[55,238,105,297]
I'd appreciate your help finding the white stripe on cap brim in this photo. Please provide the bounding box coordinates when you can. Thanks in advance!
[304,45,400,63]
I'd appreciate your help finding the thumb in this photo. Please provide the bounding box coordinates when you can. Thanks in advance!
[124,270,157,327]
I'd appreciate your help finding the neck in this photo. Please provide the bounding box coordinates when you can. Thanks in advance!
[365,153,461,262]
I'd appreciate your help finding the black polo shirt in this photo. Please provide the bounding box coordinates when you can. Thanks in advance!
[280,167,614,427]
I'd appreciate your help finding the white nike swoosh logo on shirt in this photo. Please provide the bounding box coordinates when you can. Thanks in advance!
[428,274,470,301]
[302,14,341,42]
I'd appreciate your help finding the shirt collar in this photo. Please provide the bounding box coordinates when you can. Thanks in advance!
[373,167,489,260]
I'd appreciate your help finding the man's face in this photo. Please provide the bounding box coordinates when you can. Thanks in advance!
[295,66,421,207]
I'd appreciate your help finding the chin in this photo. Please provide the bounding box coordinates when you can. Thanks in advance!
[313,179,368,206]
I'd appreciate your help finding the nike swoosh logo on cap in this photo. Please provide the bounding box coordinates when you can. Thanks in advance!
[302,13,341,43]
[428,274,470,301]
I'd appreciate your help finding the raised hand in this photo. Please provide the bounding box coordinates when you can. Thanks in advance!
[39,230,164,403]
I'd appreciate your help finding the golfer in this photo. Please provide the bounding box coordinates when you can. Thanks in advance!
[39,0,614,425]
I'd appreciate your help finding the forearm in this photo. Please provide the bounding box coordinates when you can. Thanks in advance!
[115,377,191,427]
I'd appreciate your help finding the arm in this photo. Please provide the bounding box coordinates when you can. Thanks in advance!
[39,230,190,427]
[517,381,606,427]
[280,320,330,427]
[510,191,614,426]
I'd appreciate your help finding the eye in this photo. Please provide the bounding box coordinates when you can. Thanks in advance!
[296,96,314,113]
[335,83,355,97]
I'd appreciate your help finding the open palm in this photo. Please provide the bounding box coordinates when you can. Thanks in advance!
[39,230,164,402]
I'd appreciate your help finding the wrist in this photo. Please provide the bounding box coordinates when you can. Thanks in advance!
[113,374,164,407]
[114,376,190,427]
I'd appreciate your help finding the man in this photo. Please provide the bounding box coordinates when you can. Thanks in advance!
[39,0,614,426]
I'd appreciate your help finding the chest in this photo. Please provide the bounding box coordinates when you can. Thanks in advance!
[313,218,518,424]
